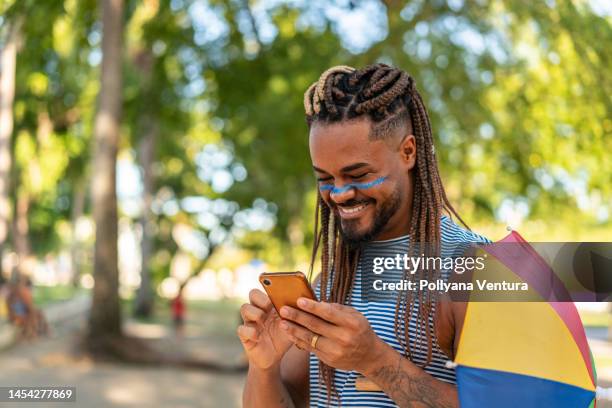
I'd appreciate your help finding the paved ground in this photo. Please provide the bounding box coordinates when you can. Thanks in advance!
[2,303,612,407]
[0,304,246,408]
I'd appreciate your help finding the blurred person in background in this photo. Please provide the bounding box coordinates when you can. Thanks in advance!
[7,275,33,338]
[171,286,186,337]
[26,277,49,337]
[7,275,48,339]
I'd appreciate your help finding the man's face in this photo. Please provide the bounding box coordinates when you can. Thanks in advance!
[309,118,416,244]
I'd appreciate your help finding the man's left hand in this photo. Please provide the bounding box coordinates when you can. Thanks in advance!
[278,298,386,375]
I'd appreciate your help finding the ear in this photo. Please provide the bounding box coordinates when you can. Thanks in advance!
[399,134,417,170]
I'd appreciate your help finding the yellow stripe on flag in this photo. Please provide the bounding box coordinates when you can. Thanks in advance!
[455,301,594,391]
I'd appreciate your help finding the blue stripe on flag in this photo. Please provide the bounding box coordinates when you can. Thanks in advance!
[456,365,595,408]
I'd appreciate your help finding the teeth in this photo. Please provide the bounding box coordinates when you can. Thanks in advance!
[340,204,367,214]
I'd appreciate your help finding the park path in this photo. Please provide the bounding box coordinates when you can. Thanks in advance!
[0,303,246,408]
[3,302,612,407]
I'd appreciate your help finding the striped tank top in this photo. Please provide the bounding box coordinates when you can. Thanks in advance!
[309,215,491,407]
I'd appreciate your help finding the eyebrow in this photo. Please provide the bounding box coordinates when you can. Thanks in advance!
[312,162,371,174]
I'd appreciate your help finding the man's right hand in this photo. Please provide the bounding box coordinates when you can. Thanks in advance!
[238,289,293,370]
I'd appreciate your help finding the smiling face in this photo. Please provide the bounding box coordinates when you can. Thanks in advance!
[309,118,417,244]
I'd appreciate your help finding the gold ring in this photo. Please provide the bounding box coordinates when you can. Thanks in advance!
[311,334,320,349]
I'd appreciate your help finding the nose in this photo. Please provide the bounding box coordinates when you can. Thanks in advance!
[328,184,356,204]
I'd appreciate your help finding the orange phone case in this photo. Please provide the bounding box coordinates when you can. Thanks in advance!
[259,272,316,314]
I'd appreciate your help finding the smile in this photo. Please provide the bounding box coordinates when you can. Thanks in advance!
[337,202,370,219]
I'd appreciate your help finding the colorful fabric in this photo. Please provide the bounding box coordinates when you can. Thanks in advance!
[454,230,596,407]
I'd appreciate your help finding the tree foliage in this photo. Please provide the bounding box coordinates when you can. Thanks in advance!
[0,0,608,301]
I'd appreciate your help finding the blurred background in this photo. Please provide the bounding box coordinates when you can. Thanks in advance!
[0,0,610,407]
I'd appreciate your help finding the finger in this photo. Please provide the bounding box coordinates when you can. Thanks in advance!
[296,298,351,325]
[288,332,331,363]
[288,334,312,354]
[279,306,342,339]
[237,323,259,343]
[284,327,313,353]
[240,303,266,324]
[249,289,273,312]
[239,337,256,351]
[279,320,332,355]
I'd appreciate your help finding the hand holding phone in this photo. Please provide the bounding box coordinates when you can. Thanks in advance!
[258,272,316,314]
[237,272,314,370]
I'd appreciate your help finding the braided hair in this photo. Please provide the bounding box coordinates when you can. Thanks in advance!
[304,63,467,404]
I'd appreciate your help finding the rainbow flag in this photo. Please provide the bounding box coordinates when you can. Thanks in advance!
[454,230,597,407]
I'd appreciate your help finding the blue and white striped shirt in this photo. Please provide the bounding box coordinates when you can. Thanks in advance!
[309,215,490,407]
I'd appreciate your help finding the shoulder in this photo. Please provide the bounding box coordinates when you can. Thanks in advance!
[440,215,491,244]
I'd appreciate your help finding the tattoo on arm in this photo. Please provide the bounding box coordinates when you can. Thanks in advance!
[369,354,457,408]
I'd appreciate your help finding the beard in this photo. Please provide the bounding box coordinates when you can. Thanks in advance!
[336,187,402,248]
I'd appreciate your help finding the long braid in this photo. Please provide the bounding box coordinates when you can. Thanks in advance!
[305,64,467,403]
[319,198,331,302]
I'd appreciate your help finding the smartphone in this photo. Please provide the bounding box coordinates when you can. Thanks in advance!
[259,271,317,314]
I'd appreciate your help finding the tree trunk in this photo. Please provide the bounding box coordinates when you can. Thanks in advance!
[12,190,31,276]
[88,0,124,340]
[70,180,86,287]
[133,119,157,318]
[0,21,21,275]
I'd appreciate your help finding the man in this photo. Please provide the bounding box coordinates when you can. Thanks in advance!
[238,64,489,407]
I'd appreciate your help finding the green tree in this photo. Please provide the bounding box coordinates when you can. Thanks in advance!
[208,0,610,262]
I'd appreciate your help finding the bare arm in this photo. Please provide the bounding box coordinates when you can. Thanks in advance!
[280,345,310,408]
[243,364,294,408]
[243,345,309,408]
[365,342,458,408]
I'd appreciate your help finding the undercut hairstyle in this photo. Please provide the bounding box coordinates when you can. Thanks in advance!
[304,63,468,404]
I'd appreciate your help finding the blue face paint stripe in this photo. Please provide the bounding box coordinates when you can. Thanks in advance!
[319,176,388,194]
